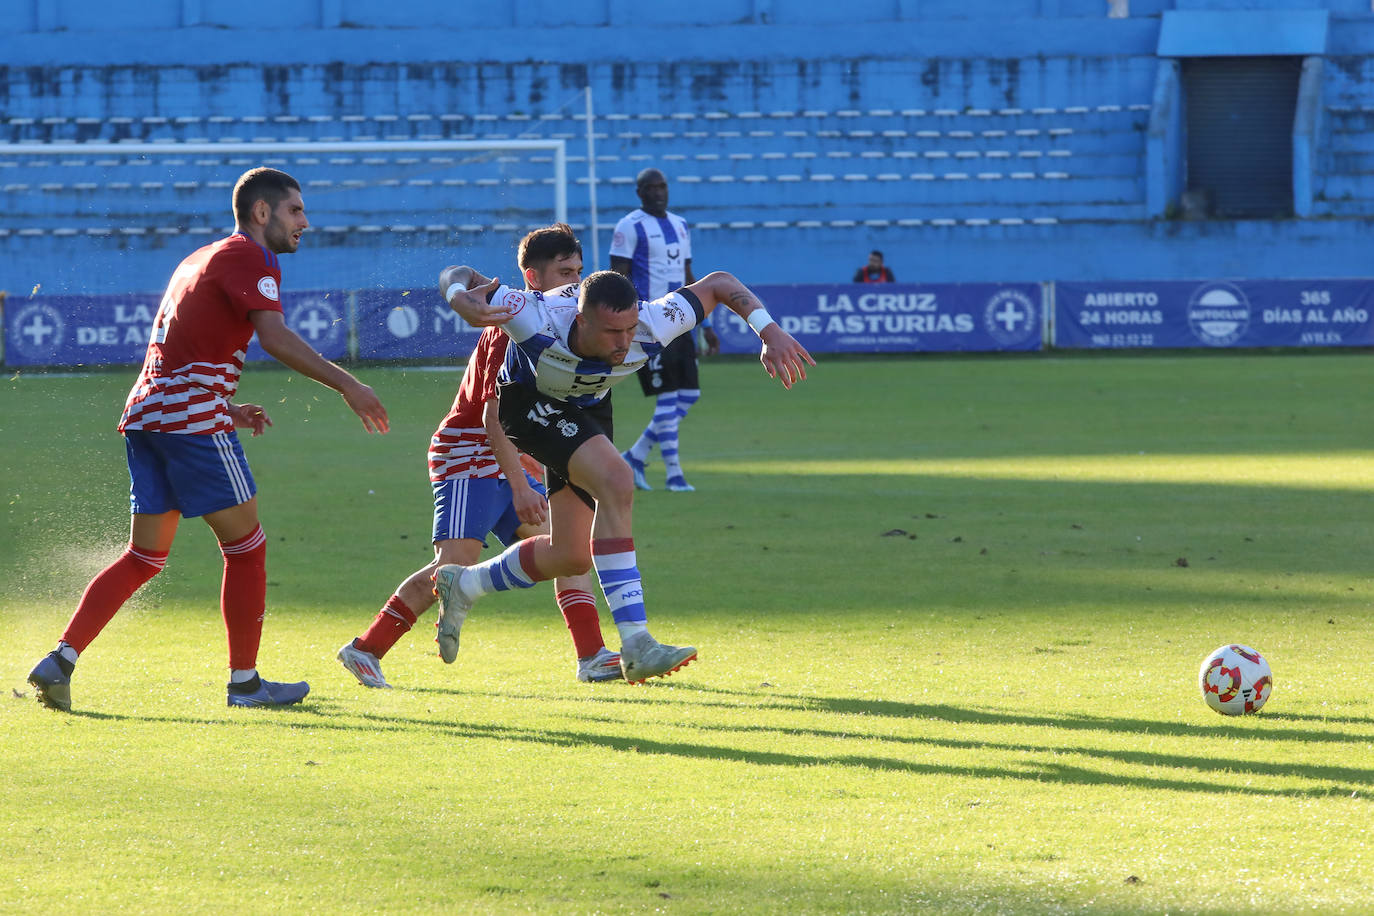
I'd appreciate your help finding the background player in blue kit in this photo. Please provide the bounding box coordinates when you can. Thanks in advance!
[610,168,719,492]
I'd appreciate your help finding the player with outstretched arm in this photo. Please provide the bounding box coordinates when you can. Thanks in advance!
[431,264,814,683]
[337,223,625,687]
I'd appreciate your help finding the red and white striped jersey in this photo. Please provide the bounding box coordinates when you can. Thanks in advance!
[118,234,284,435]
[428,326,509,482]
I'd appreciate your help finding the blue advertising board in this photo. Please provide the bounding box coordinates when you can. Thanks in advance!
[1056,280,1374,349]
[33,277,1374,365]
[356,288,482,362]
[710,283,1044,354]
[4,290,349,367]
[5,293,161,367]
[245,290,350,363]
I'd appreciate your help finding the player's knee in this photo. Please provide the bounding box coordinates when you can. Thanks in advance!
[547,546,592,578]
[565,554,595,577]
[219,524,267,565]
[602,456,634,496]
[122,546,169,581]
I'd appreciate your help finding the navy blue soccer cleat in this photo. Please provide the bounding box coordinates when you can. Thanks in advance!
[621,451,653,491]
[28,652,73,712]
[227,676,310,708]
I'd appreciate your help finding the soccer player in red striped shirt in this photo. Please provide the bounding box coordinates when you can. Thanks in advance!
[338,223,622,687]
[27,167,394,711]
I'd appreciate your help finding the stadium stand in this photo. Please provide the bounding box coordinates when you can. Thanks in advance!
[2,1,1373,292]
[0,100,1152,232]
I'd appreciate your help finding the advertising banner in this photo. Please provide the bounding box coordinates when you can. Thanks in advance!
[710,283,1044,354]
[356,288,482,362]
[24,278,1373,366]
[245,290,350,363]
[5,293,162,367]
[1056,280,1374,349]
[4,290,349,367]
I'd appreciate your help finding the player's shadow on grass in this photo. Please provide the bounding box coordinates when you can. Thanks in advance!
[412,681,1374,740]
[55,704,1373,799]
[562,709,1374,790]
[659,683,1374,742]
[338,710,1373,800]
[60,704,316,721]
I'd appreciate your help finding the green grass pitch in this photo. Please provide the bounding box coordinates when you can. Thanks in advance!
[2,352,1373,914]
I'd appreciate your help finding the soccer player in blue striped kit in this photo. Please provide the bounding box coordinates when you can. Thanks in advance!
[432,260,814,682]
[610,168,719,492]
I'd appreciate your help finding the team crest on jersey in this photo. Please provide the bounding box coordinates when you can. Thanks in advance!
[257,276,280,301]
[505,290,527,316]
[557,418,579,438]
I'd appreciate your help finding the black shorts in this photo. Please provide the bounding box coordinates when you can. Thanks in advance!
[637,332,699,396]
[497,381,614,510]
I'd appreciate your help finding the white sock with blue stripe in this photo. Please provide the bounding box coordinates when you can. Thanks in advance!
[675,388,700,420]
[593,537,649,641]
[629,392,679,465]
[460,539,540,597]
[661,389,698,482]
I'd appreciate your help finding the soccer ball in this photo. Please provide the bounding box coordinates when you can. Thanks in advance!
[1198,643,1273,715]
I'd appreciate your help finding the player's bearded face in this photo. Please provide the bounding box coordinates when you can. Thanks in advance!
[264,190,309,254]
[575,305,638,365]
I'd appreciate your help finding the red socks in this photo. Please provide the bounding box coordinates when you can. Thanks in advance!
[356,595,418,659]
[59,527,269,671]
[220,525,267,670]
[61,545,169,653]
[557,588,606,659]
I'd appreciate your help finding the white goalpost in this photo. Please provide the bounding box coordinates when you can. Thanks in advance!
[0,138,570,232]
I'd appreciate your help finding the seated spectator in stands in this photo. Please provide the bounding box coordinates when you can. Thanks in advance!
[853,250,895,284]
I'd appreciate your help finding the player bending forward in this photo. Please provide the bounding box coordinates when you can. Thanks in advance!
[432,264,814,683]
[337,223,624,687]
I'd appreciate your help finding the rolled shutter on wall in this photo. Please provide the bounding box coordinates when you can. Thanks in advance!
[1182,56,1301,219]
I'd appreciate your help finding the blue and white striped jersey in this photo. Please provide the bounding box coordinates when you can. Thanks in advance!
[494,281,704,407]
[608,209,692,300]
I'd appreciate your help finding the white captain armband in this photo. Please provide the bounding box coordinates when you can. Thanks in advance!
[444,281,467,302]
[746,307,776,335]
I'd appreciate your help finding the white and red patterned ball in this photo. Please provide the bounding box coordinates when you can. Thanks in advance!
[1199,643,1273,716]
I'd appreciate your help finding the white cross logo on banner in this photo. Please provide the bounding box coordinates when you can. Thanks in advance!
[995,301,1025,331]
[297,309,330,340]
[22,313,57,347]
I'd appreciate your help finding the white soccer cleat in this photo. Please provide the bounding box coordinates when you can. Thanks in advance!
[431,564,474,664]
[337,640,391,688]
[576,646,625,683]
[619,631,697,684]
